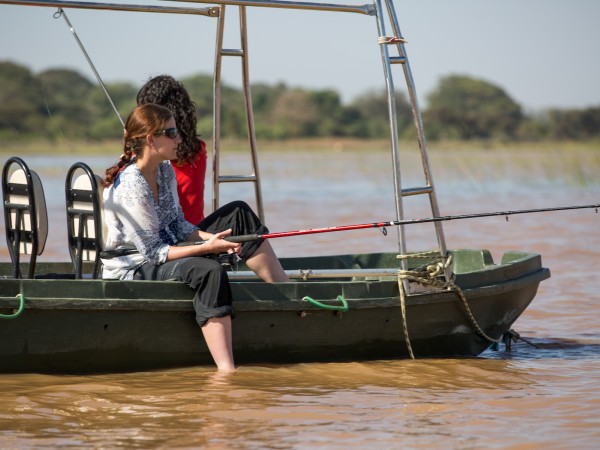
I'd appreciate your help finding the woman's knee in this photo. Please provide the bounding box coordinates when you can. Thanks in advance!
[228,200,250,211]
[180,257,226,282]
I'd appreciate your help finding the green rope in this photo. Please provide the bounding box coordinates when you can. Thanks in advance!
[0,294,25,319]
[302,295,348,312]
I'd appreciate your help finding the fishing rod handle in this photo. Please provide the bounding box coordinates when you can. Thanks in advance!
[179,234,261,246]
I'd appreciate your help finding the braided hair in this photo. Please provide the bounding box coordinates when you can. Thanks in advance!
[104,103,173,186]
[136,75,203,166]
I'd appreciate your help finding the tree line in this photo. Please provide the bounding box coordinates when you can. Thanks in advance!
[1,60,599,142]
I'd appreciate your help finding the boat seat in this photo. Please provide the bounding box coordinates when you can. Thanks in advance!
[65,162,107,279]
[1,157,49,279]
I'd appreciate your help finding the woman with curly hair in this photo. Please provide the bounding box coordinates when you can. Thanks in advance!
[136,75,207,224]
[136,75,288,283]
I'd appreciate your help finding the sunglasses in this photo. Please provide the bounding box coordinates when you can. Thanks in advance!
[155,128,179,139]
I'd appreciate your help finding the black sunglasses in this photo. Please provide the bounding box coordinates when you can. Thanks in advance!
[155,128,179,139]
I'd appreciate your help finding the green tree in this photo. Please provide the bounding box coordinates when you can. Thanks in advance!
[308,89,343,136]
[424,74,523,140]
[546,107,600,140]
[181,73,213,127]
[346,89,412,138]
[87,82,138,139]
[4,60,600,144]
[253,82,287,138]
[268,88,319,138]
[35,68,95,138]
[516,113,550,141]
[0,61,45,136]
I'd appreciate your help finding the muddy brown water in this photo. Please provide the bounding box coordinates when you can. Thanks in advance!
[0,148,599,448]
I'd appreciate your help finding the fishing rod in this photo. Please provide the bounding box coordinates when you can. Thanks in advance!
[100,202,598,258]
[182,202,600,245]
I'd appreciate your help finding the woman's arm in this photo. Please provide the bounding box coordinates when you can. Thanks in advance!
[166,229,241,262]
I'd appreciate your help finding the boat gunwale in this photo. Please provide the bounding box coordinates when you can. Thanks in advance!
[0,265,550,311]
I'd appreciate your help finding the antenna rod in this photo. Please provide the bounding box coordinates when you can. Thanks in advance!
[55,7,125,127]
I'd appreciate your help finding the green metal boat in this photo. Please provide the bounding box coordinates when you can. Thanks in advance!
[0,0,551,373]
[0,251,549,373]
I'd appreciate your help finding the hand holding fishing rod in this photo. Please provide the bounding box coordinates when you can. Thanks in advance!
[175,228,241,254]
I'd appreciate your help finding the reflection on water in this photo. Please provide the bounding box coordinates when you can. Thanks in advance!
[0,148,599,448]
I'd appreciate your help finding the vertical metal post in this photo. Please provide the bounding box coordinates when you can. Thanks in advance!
[383,0,447,257]
[239,5,265,221]
[373,0,407,260]
[212,4,226,213]
[211,5,265,221]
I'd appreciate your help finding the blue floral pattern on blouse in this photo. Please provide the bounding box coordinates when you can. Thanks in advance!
[101,161,198,280]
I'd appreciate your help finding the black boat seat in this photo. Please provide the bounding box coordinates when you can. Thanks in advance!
[1,157,49,279]
[65,162,107,279]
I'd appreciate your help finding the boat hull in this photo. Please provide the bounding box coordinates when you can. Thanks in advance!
[0,250,550,373]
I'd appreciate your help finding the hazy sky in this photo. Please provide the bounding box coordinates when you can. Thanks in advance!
[1,0,599,111]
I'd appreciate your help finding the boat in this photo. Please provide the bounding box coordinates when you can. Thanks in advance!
[1,251,549,373]
[0,0,550,373]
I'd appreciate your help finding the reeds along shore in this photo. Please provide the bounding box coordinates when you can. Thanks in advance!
[0,137,598,155]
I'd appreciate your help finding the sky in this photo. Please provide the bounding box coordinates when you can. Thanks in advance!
[1,0,599,112]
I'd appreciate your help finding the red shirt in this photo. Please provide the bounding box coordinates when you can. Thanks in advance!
[171,140,207,225]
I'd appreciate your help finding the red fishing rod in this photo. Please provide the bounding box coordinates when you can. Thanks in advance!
[183,203,600,245]
[101,202,598,257]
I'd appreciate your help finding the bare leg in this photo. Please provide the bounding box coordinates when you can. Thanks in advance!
[201,316,235,371]
[245,240,289,282]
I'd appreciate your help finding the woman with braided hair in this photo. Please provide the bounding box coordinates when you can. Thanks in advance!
[136,75,288,284]
[101,104,284,371]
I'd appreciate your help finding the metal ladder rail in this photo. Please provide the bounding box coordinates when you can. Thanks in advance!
[374,0,448,261]
[212,4,265,221]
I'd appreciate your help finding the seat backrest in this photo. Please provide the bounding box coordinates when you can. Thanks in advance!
[65,162,106,279]
[1,157,48,279]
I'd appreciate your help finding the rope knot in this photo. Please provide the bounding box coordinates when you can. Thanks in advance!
[426,262,444,278]
[394,251,503,359]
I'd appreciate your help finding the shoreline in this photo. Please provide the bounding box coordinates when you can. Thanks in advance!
[0,138,598,156]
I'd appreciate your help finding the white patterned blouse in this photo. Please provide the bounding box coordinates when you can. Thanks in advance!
[101,160,198,280]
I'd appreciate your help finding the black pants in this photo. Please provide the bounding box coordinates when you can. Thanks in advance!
[198,200,268,261]
[135,257,233,327]
[135,201,267,326]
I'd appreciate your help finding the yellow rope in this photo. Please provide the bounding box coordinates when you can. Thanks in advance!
[397,276,414,359]
[396,251,501,359]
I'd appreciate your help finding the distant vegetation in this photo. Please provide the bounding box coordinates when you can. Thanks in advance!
[1,60,599,143]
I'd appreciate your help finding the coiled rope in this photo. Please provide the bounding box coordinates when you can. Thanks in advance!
[396,251,501,359]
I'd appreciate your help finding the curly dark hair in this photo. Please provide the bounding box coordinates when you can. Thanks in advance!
[136,75,204,166]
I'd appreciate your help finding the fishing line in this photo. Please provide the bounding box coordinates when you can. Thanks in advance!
[54,7,125,127]
[40,75,67,140]
[179,202,600,245]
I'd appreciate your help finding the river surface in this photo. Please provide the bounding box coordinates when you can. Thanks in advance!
[0,146,599,449]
